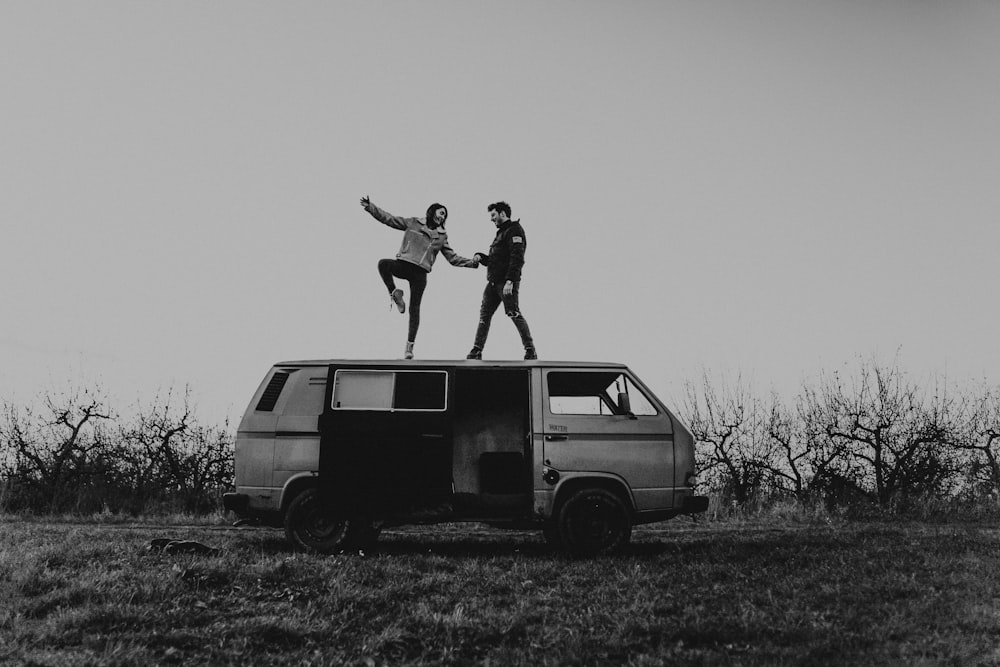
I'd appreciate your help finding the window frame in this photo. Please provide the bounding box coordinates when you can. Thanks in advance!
[545,370,660,418]
[331,368,449,412]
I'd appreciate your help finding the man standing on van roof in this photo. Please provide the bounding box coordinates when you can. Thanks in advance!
[360,196,480,359]
[467,201,537,360]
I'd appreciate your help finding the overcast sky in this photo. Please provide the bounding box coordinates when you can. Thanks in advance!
[2,1,998,424]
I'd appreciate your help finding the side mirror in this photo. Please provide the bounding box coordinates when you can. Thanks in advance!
[618,392,637,418]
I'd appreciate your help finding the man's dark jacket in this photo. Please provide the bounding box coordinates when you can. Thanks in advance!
[480,219,527,284]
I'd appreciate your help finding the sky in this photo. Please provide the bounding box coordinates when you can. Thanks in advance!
[2,1,999,425]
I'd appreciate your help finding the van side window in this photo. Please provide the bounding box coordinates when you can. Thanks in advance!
[255,371,290,412]
[333,370,447,411]
[547,372,657,416]
[393,371,447,410]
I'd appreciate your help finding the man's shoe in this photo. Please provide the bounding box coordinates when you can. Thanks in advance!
[466,347,482,360]
[390,288,405,313]
[404,341,414,359]
[524,349,537,360]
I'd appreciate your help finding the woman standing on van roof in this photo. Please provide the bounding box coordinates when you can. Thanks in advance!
[360,196,480,359]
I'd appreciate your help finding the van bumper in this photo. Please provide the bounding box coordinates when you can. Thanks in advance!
[681,495,709,514]
[223,492,249,514]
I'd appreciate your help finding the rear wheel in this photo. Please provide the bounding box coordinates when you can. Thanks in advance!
[284,487,352,554]
[557,487,632,556]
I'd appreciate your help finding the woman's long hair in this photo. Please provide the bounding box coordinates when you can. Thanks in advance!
[426,203,448,228]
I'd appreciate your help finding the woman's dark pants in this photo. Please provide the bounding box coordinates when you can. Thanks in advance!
[378,259,428,343]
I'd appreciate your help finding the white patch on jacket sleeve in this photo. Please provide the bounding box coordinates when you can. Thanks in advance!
[512,236,523,243]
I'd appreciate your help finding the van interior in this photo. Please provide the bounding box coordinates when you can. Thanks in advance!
[452,368,531,514]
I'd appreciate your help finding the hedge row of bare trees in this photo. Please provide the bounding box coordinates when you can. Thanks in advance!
[683,359,1000,513]
[4,359,999,517]
[0,386,232,515]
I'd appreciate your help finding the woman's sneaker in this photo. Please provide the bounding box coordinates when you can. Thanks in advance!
[390,289,405,313]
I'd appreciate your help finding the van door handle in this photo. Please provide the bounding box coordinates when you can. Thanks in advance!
[545,435,568,441]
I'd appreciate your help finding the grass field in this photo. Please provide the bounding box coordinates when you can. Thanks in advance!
[2,516,999,666]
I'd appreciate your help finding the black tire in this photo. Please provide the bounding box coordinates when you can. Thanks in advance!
[284,487,352,554]
[557,487,632,556]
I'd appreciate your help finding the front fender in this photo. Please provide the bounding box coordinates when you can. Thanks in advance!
[535,471,635,519]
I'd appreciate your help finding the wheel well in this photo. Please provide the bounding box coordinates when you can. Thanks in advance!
[552,476,634,518]
[280,475,319,514]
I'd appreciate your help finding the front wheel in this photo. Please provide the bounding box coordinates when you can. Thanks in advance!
[557,488,632,556]
[284,487,352,554]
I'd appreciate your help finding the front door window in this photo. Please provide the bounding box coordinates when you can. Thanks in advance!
[547,371,657,417]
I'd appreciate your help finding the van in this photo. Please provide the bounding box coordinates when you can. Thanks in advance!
[223,359,708,556]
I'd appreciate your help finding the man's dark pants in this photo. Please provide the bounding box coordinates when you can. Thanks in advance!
[472,281,535,353]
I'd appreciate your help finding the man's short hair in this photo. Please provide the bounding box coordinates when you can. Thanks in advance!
[488,201,511,218]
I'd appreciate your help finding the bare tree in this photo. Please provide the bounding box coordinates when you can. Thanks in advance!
[0,388,113,512]
[764,396,811,497]
[799,359,958,505]
[0,384,234,515]
[683,372,775,504]
[797,380,868,505]
[954,382,1000,499]
[119,387,233,512]
[174,421,234,513]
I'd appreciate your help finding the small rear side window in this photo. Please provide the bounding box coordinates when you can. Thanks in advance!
[256,371,290,412]
[333,370,447,411]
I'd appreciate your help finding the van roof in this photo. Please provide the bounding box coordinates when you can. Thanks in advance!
[274,359,629,370]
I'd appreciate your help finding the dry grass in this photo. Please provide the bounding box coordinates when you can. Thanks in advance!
[2,517,999,665]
